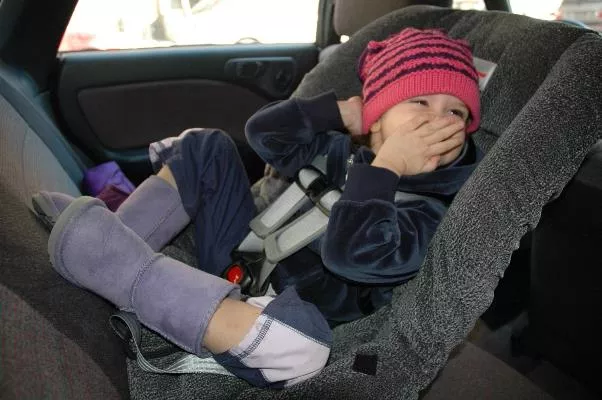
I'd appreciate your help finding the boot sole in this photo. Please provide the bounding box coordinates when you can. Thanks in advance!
[31,192,61,230]
[48,196,104,286]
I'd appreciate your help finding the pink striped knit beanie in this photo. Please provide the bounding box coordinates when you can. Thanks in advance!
[358,28,480,134]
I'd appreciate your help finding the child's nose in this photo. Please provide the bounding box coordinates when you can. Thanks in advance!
[433,107,448,118]
[420,109,438,119]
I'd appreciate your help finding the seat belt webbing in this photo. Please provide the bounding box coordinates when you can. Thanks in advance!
[109,311,234,376]
[264,189,340,263]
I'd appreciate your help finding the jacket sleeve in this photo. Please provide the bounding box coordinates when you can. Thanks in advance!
[321,163,448,285]
[245,91,346,178]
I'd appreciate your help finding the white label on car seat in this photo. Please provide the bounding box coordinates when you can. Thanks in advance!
[473,57,498,91]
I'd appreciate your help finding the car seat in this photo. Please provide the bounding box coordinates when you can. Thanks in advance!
[0,61,131,397]
[127,6,602,399]
[1,4,601,400]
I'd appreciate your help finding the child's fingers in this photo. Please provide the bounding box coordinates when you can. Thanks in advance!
[404,114,436,131]
[426,134,464,156]
[371,133,383,152]
[347,96,363,105]
[413,116,453,135]
[423,155,441,172]
[422,121,465,145]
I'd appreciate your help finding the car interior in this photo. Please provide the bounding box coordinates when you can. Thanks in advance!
[0,0,601,399]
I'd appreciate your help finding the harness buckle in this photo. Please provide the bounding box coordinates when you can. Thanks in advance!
[295,165,335,204]
[223,251,270,297]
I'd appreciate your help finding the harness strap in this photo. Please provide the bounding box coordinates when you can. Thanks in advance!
[264,189,340,263]
[234,156,335,293]
[249,173,313,238]
[109,311,233,376]
[248,156,327,238]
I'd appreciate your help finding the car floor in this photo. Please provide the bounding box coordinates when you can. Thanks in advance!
[468,314,598,400]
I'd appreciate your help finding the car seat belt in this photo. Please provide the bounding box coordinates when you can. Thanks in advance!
[229,155,344,294]
[244,155,328,240]
[110,311,235,376]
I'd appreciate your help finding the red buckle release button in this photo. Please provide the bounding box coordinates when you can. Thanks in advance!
[226,265,244,284]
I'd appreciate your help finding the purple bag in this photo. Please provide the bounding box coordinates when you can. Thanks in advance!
[82,161,135,197]
[96,184,130,211]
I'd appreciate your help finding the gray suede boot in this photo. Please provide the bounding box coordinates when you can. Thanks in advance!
[114,175,190,251]
[33,175,189,251]
[48,196,238,355]
[31,192,75,230]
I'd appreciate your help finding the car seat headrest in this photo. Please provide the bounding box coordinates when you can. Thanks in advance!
[333,0,452,36]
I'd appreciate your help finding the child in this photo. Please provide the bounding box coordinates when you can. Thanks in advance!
[35,28,482,388]
[245,27,482,324]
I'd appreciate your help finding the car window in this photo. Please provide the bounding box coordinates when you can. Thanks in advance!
[456,0,601,32]
[556,0,602,31]
[453,0,486,10]
[59,0,320,52]
[509,0,563,22]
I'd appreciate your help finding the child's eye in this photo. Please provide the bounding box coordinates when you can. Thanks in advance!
[411,99,428,106]
[449,109,467,120]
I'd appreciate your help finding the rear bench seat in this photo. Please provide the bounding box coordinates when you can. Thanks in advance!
[0,61,131,398]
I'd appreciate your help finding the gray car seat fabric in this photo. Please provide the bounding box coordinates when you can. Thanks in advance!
[0,67,131,397]
[272,36,601,400]
[123,6,601,400]
[0,62,86,189]
[0,283,122,399]
[0,92,80,204]
[0,176,131,399]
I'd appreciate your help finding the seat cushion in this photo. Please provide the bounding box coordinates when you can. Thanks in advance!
[421,343,553,400]
[0,78,128,398]
[0,182,130,399]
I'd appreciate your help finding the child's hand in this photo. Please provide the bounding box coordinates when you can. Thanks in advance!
[337,96,363,136]
[372,115,465,176]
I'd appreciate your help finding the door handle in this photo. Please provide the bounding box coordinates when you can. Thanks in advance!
[225,57,297,97]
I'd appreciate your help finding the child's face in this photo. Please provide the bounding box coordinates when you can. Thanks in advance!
[369,94,469,167]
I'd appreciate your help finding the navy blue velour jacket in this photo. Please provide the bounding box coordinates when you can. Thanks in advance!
[245,91,482,322]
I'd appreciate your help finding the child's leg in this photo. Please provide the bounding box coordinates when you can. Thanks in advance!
[33,128,254,263]
[32,174,190,252]
[48,196,331,388]
[154,128,256,276]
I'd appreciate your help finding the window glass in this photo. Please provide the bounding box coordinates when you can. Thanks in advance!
[554,0,602,31]
[509,0,602,32]
[509,0,563,21]
[452,0,486,11]
[453,0,601,32]
[59,0,320,52]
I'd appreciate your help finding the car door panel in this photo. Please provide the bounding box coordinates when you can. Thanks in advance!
[55,44,319,182]
[77,79,268,150]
